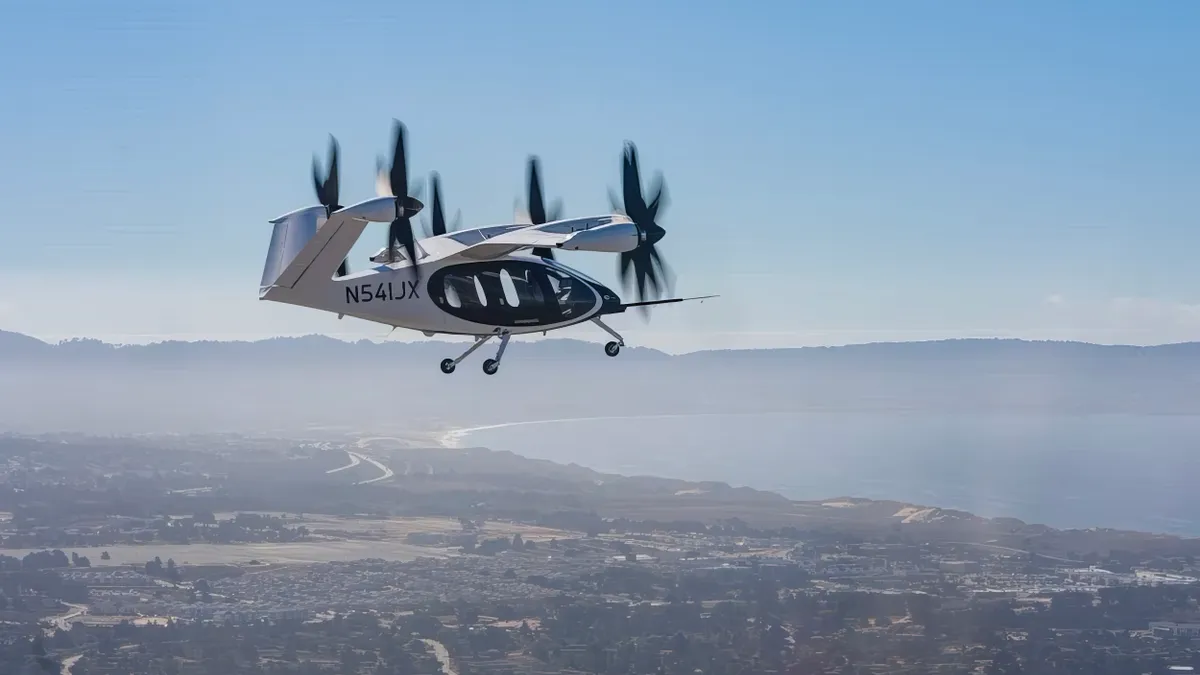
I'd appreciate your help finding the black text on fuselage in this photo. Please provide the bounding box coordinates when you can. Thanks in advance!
[345,281,420,305]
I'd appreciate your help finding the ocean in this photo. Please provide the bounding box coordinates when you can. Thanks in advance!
[446,412,1200,536]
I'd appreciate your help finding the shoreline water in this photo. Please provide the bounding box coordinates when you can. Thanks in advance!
[433,412,794,449]
[430,411,1200,537]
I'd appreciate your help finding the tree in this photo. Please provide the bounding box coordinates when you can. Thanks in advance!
[100,551,111,561]
[670,631,689,654]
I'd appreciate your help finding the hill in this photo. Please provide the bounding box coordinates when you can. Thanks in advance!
[5,431,1190,561]
[4,330,1200,434]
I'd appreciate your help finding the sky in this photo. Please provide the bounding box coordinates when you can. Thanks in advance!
[1,1,1198,352]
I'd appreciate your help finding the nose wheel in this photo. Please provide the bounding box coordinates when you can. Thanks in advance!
[594,318,625,359]
[482,359,499,375]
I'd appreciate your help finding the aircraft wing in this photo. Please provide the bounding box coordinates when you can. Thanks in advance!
[454,227,574,260]
[451,215,636,261]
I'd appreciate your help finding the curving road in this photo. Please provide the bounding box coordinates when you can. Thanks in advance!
[45,602,88,635]
[421,639,458,675]
[325,448,393,484]
[353,452,394,485]
[61,654,83,674]
[325,450,361,474]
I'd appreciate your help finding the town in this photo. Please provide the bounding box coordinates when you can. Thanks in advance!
[4,434,1200,674]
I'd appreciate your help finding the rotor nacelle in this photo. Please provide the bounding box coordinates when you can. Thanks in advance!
[557,221,641,253]
[334,196,424,224]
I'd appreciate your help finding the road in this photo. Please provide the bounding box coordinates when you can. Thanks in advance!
[61,654,82,674]
[325,450,361,474]
[946,541,1084,564]
[421,639,457,675]
[326,448,393,484]
[353,452,394,485]
[45,602,88,635]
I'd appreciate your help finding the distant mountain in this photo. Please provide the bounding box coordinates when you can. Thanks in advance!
[5,328,1200,364]
[0,330,52,357]
[4,329,1200,434]
[0,330,670,364]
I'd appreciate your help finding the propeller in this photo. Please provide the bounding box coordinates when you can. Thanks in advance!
[609,142,672,316]
[521,156,563,259]
[423,172,462,237]
[312,136,350,277]
[374,120,425,278]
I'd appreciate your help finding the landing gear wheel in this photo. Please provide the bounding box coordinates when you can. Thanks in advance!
[439,358,456,374]
[482,359,499,375]
[605,341,621,357]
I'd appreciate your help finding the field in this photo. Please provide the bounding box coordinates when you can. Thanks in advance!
[1,515,577,567]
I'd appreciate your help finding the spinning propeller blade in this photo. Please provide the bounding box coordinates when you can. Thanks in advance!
[312,135,350,277]
[424,171,459,237]
[522,155,563,260]
[610,142,672,317]
[378,120,425,279]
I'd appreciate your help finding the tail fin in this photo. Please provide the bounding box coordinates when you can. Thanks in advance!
[260,206,324,291]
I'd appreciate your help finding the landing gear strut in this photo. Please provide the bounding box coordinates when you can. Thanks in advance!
[439,329,511,375]
[482,330,510,375]
[440,333,494,375]
[593,317,624,358]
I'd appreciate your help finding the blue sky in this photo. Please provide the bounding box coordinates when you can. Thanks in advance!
[1,1,1198,350]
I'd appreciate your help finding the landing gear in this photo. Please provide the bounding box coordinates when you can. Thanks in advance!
[439,329,511,375]
[439,333,494,375]
[483,330,511,375]
[593,317,625,358]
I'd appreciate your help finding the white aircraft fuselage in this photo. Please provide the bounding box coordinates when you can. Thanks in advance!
[259,197,632,337]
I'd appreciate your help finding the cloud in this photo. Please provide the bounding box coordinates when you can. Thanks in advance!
[1043,293,1066,306]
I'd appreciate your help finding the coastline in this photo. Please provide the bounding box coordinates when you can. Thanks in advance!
[432,411,803,449]
[420,412,1200,537]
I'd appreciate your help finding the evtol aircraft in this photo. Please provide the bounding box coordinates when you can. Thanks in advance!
[259,119,714,375]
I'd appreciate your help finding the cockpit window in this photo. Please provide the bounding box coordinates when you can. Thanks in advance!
[547,260,606,290]
[428,261,598,328]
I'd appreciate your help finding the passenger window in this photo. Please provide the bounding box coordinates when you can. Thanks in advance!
[499,269,520,307]
[444,278,462,308]
[472,276,488,306]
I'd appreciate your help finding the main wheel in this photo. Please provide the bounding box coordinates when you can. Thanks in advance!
[605,341,621,357]
[439,358,456,374]
[482,359,499,375]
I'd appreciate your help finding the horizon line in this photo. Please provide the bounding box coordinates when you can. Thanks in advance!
[4,328,1200,354]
